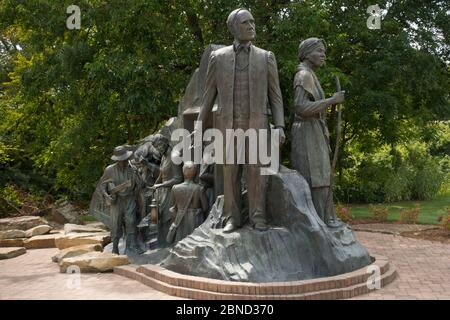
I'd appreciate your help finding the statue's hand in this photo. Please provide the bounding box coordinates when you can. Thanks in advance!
[332,91,345,104]
[105,194,116,205]
[152,183,163,190]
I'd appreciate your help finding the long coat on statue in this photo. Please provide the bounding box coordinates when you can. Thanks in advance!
[195,43,285,227]
[197,44,285,143]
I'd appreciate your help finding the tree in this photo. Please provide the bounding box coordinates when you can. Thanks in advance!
[0,0,448,202]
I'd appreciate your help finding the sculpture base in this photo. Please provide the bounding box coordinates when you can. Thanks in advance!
[114,254,397,299]
[129,167,372,282]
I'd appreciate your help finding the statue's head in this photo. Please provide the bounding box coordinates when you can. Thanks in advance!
[182,161,197,180]
[227,8,255,42]
[111,145,133,167]
[298,38,327,68]
[153,134,169,156]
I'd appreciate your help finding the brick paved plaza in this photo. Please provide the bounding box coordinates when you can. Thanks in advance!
[0,231,449,300]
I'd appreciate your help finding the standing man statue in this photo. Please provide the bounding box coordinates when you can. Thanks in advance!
[100,146,144,254]
[290,38,345,227]
[194,8,285,233]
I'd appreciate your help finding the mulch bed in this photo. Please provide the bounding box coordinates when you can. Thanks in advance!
[349,218,449,243]
[400,228,450,244]
[349,218,401,225]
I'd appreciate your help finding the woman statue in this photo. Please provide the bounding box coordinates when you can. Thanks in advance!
[151,134,183,247]
[291,38,345,227]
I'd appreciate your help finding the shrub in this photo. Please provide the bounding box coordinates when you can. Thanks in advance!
[369,204,389,222]
[399,204,420,224]
[410,155,444,200]
[335,142,446,204]
[335,204,353,222]
[0,184,24,217]
[438,156,450,196]
[383,163,414,202]
[437,209,450,231]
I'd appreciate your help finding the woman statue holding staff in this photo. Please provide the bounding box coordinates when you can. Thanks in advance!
[291,38,345,227]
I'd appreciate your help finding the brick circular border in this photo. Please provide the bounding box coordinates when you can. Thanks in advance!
[115,254,397,299]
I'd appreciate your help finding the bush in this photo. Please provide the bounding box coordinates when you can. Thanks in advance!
[408,144,444,200]
[399,204,420,224]
[437,209,450,231]
[383,163,414,202]
[438,156,450,196]
[335,204,353,222]
[0,184,23,217]
[335,142,446,204]
[369,204,389,222]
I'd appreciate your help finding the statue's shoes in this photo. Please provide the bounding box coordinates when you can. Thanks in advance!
[223,221,237,233]
[326,220,342,228]
[254,222,269,231]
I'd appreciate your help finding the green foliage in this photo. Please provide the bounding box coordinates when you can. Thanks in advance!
[411,152,444,200]
[335,141,446,203]
[0,0,448,202]
[80,214,97,222]
[351,195,449,225]
[0,184,22,217]
[0,184,22,206]
[438,156,450,195]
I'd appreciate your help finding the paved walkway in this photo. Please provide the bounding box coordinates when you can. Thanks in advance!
[0,231,449,300]
[0,248,178,300]
[353,231,450,300]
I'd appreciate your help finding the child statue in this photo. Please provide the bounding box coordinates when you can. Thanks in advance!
[166,161,209,245]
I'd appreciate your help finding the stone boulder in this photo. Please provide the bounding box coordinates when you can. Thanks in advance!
[0,216,48,231]
[51,201,81,224]
[25,225,52,238]
[55,232,111,250]
[23,233,62,249]
[63,223,105,234]
[0,247,26,259]
[51,243,103,263]
[142,167,371,282]
[84,221,109,231]
[0,229,26,239]
[0,238,25,247]
[59,252,129,273]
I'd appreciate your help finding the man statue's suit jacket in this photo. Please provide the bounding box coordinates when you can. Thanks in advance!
[197,44,285,141]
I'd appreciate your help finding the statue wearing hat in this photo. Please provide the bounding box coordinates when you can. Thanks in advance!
[291,38,345,226]
[99,145,144,254]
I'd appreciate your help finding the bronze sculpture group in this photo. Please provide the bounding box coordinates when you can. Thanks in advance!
[95,8,346,255]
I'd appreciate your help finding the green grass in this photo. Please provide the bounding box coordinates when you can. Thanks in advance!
[347,194,450,225]
[79,214,98,222]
